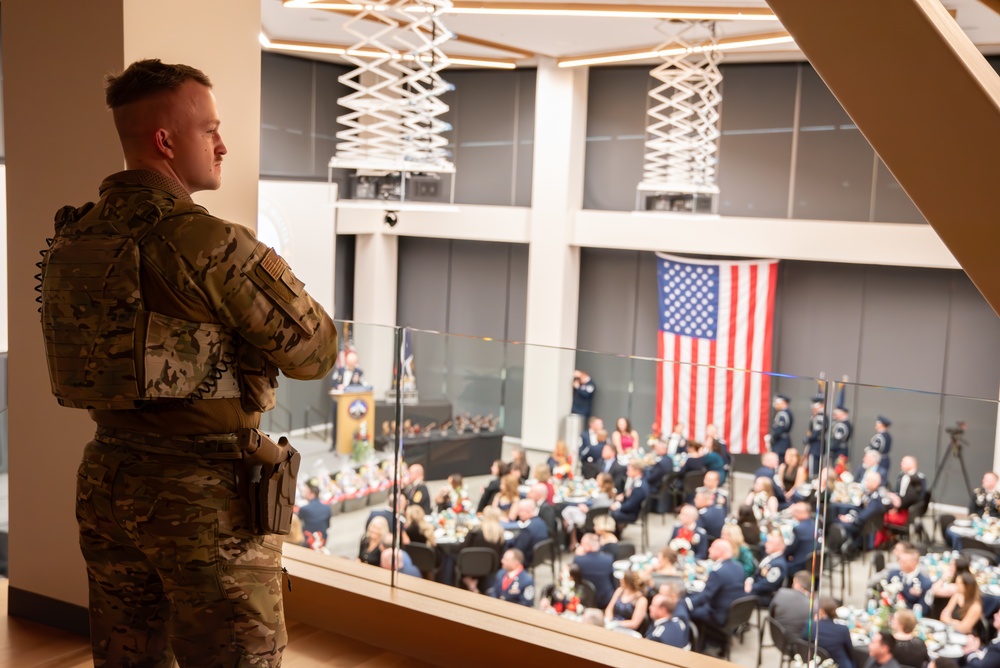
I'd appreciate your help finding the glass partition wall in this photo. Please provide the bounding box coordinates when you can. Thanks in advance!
[275,321,998,665]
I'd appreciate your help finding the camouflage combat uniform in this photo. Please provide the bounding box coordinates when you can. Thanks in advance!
[40,170,338,667]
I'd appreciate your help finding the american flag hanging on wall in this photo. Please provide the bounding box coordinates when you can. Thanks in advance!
[655,253,779,454]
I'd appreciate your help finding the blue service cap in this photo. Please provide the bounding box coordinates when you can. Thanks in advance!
[876,415,891,427]
[775,394,790,403]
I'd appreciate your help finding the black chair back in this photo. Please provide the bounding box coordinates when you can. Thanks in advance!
[615,543,635,560]
[872,551,886,573]
[402,543,437,578]
[938,513,957,544]
[767,616,789,655]
[791,638,830,662]
[683,471,707,496]
[960,542,1000,566]
[723,595,759,632]
[455,547,499,580]
[530,538,557,581]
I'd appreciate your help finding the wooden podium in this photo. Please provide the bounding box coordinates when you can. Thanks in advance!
[330,389,376,455]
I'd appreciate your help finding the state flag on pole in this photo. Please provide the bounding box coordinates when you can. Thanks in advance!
[655,253,779,455]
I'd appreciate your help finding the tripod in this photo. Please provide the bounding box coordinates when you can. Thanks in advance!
[929,430,974,503]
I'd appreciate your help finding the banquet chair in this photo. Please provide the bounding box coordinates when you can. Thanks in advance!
[959,540,1000,566]
[402,543,438,579]
[601,542,636,561]
[453,547,499,589]
[681,471,707,503]
[757,615,792,668]
[790,638,831,665]
[580,506,610,535]
[529,538,558,583]
[937,513,957,547]
[697,595,758,660]
[652,479,676,524]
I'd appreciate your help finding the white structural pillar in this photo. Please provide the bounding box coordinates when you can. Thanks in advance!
[2,0,260,628]
[520,59,588,451]
[351,225,399,397]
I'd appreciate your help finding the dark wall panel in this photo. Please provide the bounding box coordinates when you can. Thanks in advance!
[576,248,640,353]
[449,240,510,338]
[773,262,864,381]
[334,234,355,321]
[397,237,450,331]
[856,266,949,393]
[507,245,529,341]
[944,275,1000,398]
[634,251,661,358]
[873,159,926,224]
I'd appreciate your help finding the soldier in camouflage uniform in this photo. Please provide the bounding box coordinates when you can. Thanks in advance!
[39,60,338,667]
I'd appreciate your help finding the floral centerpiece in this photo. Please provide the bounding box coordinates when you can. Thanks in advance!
[552,463,573,481]
[668,538,692,556]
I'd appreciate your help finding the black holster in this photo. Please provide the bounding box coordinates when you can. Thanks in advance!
[238,428,300,535]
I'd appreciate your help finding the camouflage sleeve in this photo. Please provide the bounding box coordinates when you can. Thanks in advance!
[153,213,338,381]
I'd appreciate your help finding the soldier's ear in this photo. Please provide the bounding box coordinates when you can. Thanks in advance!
[155,129,174,158]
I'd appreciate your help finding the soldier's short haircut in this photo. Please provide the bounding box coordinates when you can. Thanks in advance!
[793,570,812,591]
[105,59,212,108]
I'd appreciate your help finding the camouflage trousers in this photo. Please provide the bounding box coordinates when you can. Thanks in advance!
[76,433,287,667]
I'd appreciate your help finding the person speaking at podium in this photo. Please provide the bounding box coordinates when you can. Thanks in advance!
[329,349,366,392]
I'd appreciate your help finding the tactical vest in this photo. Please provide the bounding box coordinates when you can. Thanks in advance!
[40,188,241,409]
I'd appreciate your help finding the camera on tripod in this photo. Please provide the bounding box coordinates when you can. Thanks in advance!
[945,421,967,437]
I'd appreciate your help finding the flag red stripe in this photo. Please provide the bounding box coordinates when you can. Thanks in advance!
[688,344,699,441]
[739,265,759,453]
[672,335,682,433]
[655,335,665,433]
[707,340,717,429]
[724,265,738,448]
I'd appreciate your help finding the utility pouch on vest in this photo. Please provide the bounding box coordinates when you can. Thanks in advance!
[238,428,300,535]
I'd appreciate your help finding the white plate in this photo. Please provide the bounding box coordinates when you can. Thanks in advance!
[685,580,706,593]
[613,559,631,571]
[988,584,1000,596]
[937,646,965,659]
[836,606,850,619]
[503,531,514,541]
[629,554,646,563]
[921,618,946,632]
[948,632,968,645]
[952,518,972,527]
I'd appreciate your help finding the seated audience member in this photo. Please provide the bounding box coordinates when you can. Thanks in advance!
[509,499,549,563]
[581,608,605,627]
[882,546,931,611]
[297,479,332,546]
[891,609,930,668]
[532,463,556,506]
[853,448,888,484]
[666,422,688,456]
[864,630,901,668]
[704,423,730,467]
[360,516,390,566]
[527,482,558,540]
[573,533,617,609]
[611,461,648,531]
[404,505,436,546]
[612,417,640,457]
[563,472,616,549]
[476,460,510,513]
[678,440,727,484]
[492,471,521,521]
[367,487,408,535]
[646,594,691,650]
[547,439,572,473]
[769,571,813,639]
[598,443,627,492]
[688,540,745,634]
[605,571,649,631]
[593,515,619,547]
[488,548,535,607]
[803,595,856,668]
[403,463,431,514]
[836,471,891,552]
[670,505,709,560]
[946,471,1000,549]
[940,571,983,635]
[883,456,926,529]
[929,555,972,611]
[434,473,467,513]
[660,579,693,622]
[777,448,808,498]
[579,417,606,480]
[745,530,788,606]
[721,523,757,578]
[702,470,729,510]
[460,506,507,592]
[695,487,727,540]
[380,548,421,578]
[644,438,674,499]
[736,504,761,546]
[785,502,818,577]
[745,476,779,523]
[508,447,530,483]
[754,451,787,505]
[650,546,681,577]
[285,514,305,548]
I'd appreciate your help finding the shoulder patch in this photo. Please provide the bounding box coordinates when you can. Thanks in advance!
[523,585,534,601]
[767,568,781,583]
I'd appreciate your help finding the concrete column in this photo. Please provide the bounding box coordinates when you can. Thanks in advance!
[520,60,588,451]
[2,0,260,627]
[352,227,399,398]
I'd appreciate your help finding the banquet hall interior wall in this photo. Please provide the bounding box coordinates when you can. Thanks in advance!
[2,4,1000,655]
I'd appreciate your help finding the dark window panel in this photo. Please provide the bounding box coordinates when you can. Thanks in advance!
[872,158,927,224]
